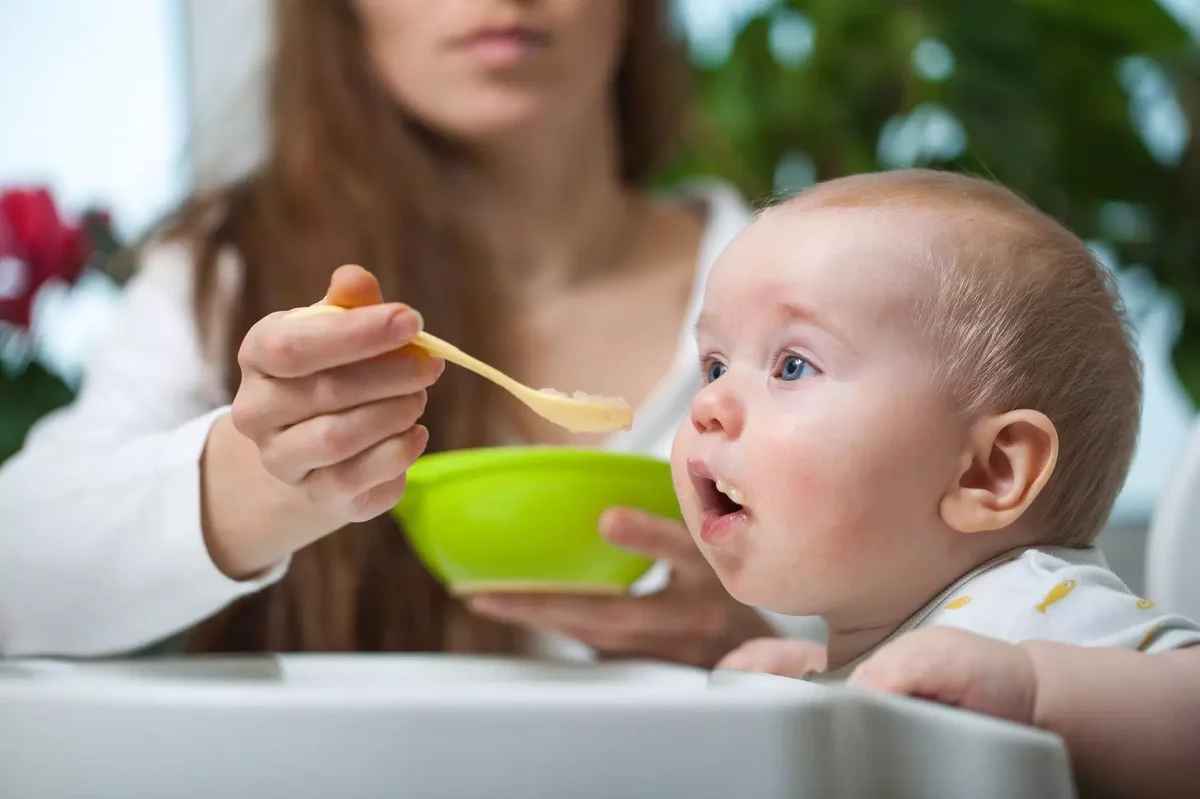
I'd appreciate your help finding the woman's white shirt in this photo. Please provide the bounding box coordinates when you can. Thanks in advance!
[0,180,820,657]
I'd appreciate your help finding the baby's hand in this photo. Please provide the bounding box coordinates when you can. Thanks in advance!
[847,627,1037,724]
[716,637,828,679]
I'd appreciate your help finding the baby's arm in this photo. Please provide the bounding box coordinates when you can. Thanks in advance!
[849,627,1200,798]
[1023,639,1200,799]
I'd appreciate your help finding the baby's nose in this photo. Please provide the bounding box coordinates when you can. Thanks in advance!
[690,382,744,437]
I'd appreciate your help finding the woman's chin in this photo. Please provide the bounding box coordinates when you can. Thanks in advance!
[428,96,559,146]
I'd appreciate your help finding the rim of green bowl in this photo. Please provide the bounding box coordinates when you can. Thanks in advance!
[406,446,671,487]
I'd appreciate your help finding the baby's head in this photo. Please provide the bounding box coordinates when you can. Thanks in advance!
[671,169,1141,623]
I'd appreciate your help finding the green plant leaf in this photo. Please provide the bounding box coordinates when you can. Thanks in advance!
[0,361,75,465]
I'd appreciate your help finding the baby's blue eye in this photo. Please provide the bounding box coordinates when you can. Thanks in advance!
[705,361,727,384]
[778,354,816,382]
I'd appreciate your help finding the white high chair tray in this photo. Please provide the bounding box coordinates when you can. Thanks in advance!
[0,655,1074,798]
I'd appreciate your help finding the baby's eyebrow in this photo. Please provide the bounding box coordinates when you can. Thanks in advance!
[695,300,848,350]
[774,299,843,342]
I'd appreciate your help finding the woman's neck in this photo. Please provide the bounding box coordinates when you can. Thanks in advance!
[453,109,645,296]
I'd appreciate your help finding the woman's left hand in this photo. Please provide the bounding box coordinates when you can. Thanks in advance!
[467,508,776,667]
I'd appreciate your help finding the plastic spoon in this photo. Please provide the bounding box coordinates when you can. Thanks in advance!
[290,303,634,434]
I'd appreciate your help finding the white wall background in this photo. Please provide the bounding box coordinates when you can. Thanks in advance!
[0,0,189,377]
[184,0,270,190]
[0,0,189,239]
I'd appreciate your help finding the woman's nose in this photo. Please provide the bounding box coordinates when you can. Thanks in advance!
[690,381,744,437]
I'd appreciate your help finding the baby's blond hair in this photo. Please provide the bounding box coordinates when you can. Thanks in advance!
[781,169,1141,547]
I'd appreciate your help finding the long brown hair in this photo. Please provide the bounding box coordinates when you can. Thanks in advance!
[177,0,690,653]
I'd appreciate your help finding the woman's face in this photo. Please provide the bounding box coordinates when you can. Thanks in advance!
[355,0,628,141]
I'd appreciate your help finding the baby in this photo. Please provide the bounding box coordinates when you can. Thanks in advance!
[670,168,1200,680]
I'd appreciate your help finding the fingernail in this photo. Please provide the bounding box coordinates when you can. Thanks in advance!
[601,526,629,548]
[602,532,640,555]
[598,507,624,531]
[600,507,637,538]
[390,307,422,338]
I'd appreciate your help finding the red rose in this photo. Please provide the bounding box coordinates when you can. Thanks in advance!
[0,188,91,329]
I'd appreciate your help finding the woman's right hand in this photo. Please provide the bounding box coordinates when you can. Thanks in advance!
[230,265,442,525]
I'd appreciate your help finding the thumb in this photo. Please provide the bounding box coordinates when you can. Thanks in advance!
[325,263,384,309]
[599,507,700,566]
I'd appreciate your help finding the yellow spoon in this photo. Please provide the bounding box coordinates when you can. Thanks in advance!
[290,303,634,434]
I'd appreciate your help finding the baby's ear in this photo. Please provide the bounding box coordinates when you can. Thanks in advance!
[939,410,1058,534]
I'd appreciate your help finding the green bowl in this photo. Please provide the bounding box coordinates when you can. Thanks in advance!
[390,447,681,596]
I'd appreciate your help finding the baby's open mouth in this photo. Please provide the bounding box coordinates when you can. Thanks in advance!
[693,473,747,517]
[691,471,750,546]
[686,459,750,544]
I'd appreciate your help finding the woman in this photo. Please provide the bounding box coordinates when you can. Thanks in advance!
[0,0,808,660]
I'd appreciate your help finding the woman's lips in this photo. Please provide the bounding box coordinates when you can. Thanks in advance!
[456,27,549,67]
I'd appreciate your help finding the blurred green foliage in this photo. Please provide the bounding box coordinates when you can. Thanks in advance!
[0,360,73,463]
[666,0,1200,404]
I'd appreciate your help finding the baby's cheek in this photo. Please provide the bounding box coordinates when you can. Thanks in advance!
[762,433,899,591]
[761,457,856,564]
[669,428,700,524]
[767,432,870,535]
[669,421,689,474]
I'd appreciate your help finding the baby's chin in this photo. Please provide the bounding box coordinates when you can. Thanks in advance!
[714,565,819,618]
